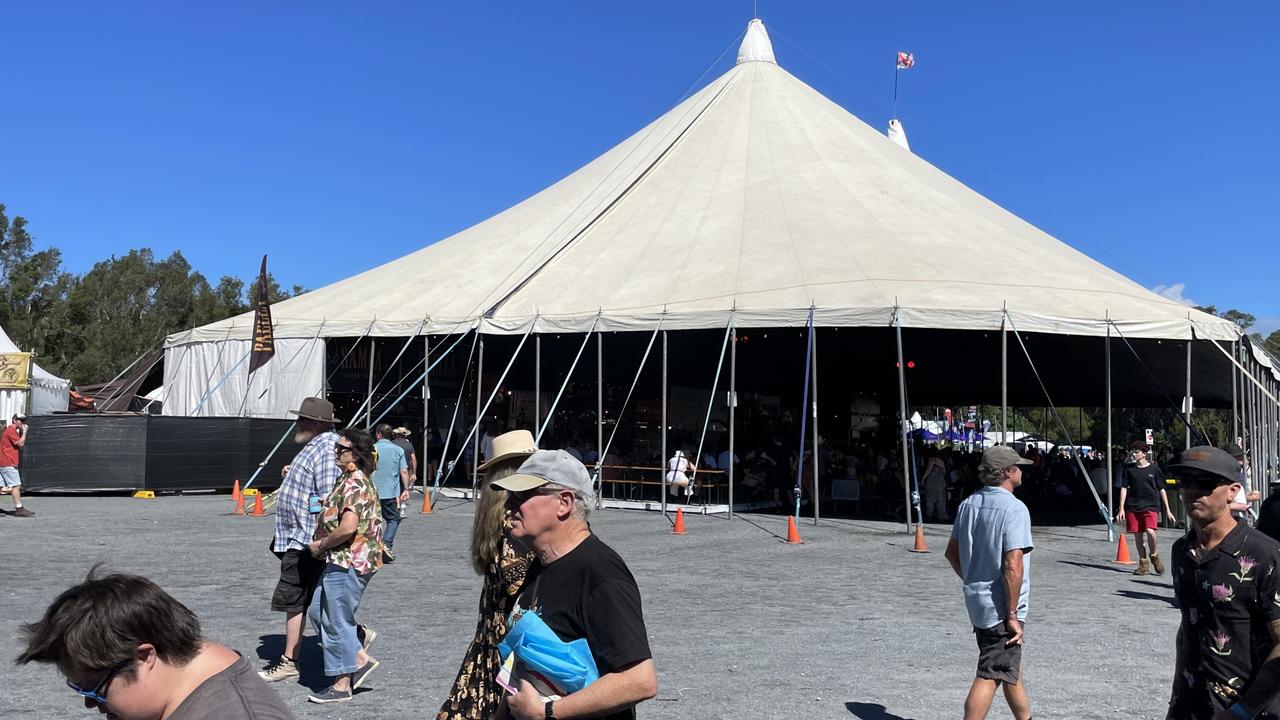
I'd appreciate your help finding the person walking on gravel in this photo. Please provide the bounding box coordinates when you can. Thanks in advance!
[1115,440,1177,575]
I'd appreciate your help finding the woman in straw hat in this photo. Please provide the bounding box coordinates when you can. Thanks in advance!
[437,429,538,720]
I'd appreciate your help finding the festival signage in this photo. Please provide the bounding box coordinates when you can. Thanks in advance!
[0,352,31,389]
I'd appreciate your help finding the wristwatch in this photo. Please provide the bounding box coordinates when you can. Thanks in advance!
[544,700,556,719]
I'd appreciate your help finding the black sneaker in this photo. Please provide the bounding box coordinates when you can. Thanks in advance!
[381,548,396,564]
[307,686,352,704]
[12,507,34,517]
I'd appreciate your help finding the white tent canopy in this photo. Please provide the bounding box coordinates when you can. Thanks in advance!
[0,325,70,417]
[167,18,1238,350]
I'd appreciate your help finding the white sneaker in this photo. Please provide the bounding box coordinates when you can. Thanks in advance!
[258,656,299,682]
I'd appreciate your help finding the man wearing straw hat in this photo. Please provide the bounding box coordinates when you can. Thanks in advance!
[392,426,418,488]
[259,397,343,683]
[945,445,1034,720]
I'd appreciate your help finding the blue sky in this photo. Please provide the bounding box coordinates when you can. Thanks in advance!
[2,3,1277,332]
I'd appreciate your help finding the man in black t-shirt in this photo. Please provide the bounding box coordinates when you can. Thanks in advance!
[493,449,656,720]
[1115,441,1177,576]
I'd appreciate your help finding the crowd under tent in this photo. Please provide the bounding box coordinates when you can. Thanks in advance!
[158,20,1280,521]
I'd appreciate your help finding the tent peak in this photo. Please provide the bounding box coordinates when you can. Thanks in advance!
[736,19,776,65]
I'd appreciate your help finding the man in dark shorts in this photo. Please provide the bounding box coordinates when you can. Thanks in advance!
[1116,440,1178,575]
[945,445,1034,720]
[17,569,295,719]
[495,449,657,720]
[260,397,342,682]
[1167,446,1280,719]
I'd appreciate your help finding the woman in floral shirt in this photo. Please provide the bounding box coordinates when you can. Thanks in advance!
[304,427,385,704]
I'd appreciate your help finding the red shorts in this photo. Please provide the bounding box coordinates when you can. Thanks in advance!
[1126,509,1159,533]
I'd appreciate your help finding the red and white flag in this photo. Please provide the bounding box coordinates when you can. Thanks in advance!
[896,51,915,70]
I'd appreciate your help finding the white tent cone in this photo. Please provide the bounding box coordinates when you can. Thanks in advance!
[736,18,776,64]
[887,118,911,151]
[168,18,1238,353]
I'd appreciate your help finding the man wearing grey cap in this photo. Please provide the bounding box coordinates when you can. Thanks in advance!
[945,445,1034,720]
[494,449,656,720]
[1167,445,1280,720]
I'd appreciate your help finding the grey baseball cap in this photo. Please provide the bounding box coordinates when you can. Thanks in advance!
[981,445,1033,469]
[1169,446,1240,486]
[491,449,593,495]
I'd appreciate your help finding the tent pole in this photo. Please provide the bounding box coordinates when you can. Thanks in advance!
[1001,310,1008,444]
[534,335,541,433]
[1185,339,1192,450]
[1105,320,1113,541]
[811,326,820,525]
[597,332,603,508]
[365,338,376,429]
[895,309,912,533]
[422,335,430,490]
[661,330,669,519]
[473,336,484,497]
[1233,339,1240,445]
[728,327,737,519]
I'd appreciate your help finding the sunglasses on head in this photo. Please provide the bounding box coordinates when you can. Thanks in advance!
[67,658,132,706]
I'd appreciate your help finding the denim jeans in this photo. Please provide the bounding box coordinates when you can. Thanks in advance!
[380,497,401,548]
[306,564,372,676]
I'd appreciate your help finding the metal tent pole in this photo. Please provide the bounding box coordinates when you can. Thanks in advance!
[661,330,669,518]
[472,336,484,495]
[1185,340,1193,450]
[728,328,737,519]
[1105,320,1113,541]
[1233,339,1240,445]
[535,335,541,433]
[365,338,376,429]
[895,308,913,533]
[422,335,430,490]
[1001,310,1008,444]
[811,326,820,525]
[597,332,604,508]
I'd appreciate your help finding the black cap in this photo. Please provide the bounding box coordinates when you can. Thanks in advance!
[1223,442,1246,459]
[1169,446,1239,486]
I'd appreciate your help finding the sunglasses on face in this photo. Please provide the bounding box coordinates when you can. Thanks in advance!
[67,658,132,706]
[508,487,566,505]
[334,443,354,454]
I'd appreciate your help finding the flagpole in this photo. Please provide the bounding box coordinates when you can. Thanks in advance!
[892,67,899,118]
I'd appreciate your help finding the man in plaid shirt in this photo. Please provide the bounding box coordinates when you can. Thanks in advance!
[260,397,342,683]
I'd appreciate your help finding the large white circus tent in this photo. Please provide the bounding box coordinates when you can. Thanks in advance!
[163,19,1240,418]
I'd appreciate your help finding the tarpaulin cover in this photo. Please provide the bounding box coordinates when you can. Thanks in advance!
[20,415,295,492]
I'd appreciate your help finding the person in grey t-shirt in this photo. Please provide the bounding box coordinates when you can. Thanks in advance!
[945,445,1035,720]
[17,570,295,720]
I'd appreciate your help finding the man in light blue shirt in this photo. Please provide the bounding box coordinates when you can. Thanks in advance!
[372,423,409,562]
[945,445,1034,720]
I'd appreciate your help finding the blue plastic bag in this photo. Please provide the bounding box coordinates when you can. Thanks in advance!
[498,611,599,697]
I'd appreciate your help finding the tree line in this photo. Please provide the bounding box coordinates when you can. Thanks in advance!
[0,202,303,385]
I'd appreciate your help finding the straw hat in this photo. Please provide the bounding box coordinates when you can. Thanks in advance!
[477,429,538,472]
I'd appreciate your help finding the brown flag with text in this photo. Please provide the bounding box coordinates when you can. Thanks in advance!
[248,255,275,374]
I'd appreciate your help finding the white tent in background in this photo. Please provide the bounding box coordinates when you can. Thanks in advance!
[0,324,70,418]
[887,118,910,151]
[164,18,1240,416]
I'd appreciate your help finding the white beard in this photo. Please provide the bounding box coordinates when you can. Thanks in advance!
[294,429,316,445]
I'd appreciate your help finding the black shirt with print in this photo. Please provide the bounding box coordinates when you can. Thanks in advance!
[514,533,652,720]
[1170,521,1280,718]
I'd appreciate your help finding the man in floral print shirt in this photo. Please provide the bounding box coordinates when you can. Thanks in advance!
[1169,445,1280,720]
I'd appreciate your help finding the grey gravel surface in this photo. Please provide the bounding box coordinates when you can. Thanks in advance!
[1,496,1180,719]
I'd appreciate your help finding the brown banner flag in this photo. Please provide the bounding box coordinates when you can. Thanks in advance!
[248,255,275,374]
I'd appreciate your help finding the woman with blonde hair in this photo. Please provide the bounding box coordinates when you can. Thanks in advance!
[438,429,538,720]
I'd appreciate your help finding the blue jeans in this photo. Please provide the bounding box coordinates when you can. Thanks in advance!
[306,564,372,676]
[380,497,401,548]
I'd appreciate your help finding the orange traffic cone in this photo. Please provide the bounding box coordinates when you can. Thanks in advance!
[1113,533,1136,565]
[420,490,433,515]
[251,492,265,517]
[231,480,245,515]
[672,508,687,535]
[785,515,803,544]
[909,522,930,553]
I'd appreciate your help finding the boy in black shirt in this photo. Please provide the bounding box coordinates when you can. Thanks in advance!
[1115,441,1178,575]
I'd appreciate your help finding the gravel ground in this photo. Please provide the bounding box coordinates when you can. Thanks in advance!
[1,496,1180,719]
